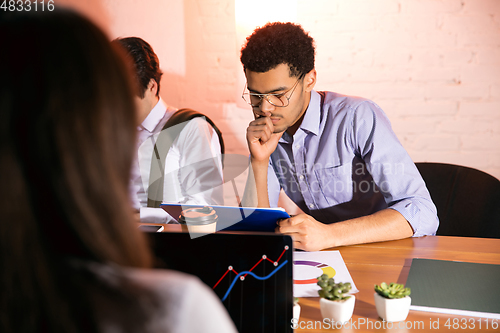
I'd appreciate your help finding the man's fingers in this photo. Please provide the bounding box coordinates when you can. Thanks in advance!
[247,118,274,144]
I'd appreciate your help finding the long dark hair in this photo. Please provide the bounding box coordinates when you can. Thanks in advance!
[0,9,153,332]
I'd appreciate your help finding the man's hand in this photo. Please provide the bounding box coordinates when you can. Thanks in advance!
[277,214,334,251]
[276,209,414,251]
[246,116,283,163]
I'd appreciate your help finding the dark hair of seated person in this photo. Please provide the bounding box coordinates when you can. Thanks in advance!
[0,9,157,333]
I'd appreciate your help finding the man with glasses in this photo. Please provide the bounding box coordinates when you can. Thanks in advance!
[241,22,438,251]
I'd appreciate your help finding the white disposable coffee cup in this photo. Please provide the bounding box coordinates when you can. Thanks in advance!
[179,206,218,234]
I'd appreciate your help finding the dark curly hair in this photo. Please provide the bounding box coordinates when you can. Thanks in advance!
[240,22,315,78]
[113,37,163,98]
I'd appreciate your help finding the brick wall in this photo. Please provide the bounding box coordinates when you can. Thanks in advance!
[61,0,500,181]
[299,0,500,180]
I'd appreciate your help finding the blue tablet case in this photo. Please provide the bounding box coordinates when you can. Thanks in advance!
[160,203,290,232]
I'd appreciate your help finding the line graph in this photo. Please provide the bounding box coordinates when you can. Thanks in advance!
[213,245,289,301]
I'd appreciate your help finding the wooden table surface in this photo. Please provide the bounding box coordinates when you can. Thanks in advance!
[297,236,500,332]
[145,224,500,332]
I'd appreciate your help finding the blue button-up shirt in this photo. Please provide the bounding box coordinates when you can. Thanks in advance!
[268,90,438,237]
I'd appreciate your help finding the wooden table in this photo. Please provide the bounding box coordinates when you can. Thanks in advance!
[296,236,500,332]
[146,225,500,332]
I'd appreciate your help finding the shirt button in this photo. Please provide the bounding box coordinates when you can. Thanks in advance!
[309,203,314,209]
[299,175,304,180]
[295,144,300,149]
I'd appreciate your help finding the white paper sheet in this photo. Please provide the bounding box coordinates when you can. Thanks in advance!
[293,251,358,297]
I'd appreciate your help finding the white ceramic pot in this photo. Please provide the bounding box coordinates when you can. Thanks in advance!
[373,292,411,322]
[293,303,301,321]
[319,296,355,324]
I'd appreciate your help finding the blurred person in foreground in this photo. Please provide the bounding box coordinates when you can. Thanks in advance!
[0,9,236,333]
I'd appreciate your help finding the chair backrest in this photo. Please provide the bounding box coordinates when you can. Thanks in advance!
[415,162,500,238]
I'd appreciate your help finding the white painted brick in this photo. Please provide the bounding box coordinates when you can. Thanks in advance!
[413,31,458,48]
[392,116,441,134]
[424,82,489,99]
[441,49,475,67]
[409,49,442,67]
[353,31,415,49]
[440,117,500,134]
[378,100,458,116]
[315,34,356,52]
[410,66,461,83]
[461,64,500,84]
[414,135,461,151]
[372,50,412,67]
[459,101,500,118]
[410,151,492,169]
[206,52,238,70]
[202,33,235,52]
[329,16,377,33]
[196,0,231,17]
[349,66,411,82]
[458,32,500,47]
[491,85,500,98]
[461,134,500,150]
[463,0,500,14]
[489,153,500,170]
[384,14,439,33]
[338,0,400,15]
[441,14,498,34]
[401,0,463,15]
[476,48,500,66]
[438,117,477,134]
[298,0,338,18]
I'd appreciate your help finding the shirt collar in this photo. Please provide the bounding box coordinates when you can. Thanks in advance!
[140,97,167,133]
[280,90,321,143]
[299,90,321,136]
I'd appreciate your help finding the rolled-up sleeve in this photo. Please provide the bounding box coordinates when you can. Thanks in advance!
[350,101,439,236]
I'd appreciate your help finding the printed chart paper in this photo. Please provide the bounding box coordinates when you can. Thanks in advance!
[293,251,358,297]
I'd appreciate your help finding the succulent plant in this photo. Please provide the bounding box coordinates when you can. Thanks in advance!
[374,282,411,299]
[317,274,352,301]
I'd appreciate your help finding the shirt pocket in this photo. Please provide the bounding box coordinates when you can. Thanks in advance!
[313,163,353,207]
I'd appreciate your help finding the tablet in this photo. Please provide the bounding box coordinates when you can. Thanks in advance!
[160,203,290,232]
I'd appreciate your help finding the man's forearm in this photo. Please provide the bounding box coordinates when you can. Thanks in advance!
[241,159,270,208]
[326,209,414,248]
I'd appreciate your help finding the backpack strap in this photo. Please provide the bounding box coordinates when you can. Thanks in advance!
[318,91,326,110]
[147,108,224,208]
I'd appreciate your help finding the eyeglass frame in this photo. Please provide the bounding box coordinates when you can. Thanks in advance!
[241,74,304,108]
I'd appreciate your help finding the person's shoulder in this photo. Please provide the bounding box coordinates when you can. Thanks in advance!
[124,267,237,332]
[124,266,202,292]
[322,91,376,112]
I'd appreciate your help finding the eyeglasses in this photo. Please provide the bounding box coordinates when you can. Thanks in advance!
[242,76,303,108]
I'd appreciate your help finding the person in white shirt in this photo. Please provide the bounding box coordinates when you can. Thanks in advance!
[114,37,224,223]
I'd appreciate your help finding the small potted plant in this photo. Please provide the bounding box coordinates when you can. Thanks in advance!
[317,274,355,324]
[374,282,411,322]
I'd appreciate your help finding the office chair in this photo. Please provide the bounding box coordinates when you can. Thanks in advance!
[415,162,500,238]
